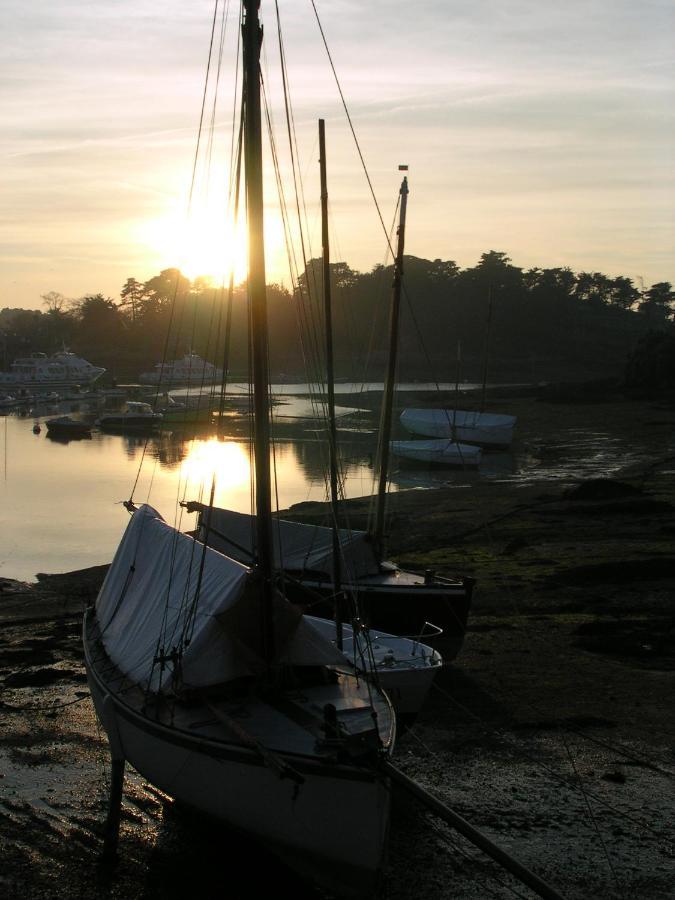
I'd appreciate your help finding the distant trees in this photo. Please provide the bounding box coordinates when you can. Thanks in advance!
[1,256,672,384]
[638,282,674,324]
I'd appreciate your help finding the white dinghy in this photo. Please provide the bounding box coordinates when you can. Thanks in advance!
[391,437,483,466]
[401,408,516,447]
[306,616,443,718]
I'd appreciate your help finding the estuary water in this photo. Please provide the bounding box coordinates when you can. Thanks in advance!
[1,385,489,582]
[3,382,666,582]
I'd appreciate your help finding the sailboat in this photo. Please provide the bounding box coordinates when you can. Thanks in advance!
[400,407,516,448]
[84,5,395,895]
[183,125,445,717]
[189,150,474,657]
[390,435,483,466]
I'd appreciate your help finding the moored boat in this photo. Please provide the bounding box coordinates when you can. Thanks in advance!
[306,615,443,717]
[0,351,105,390]
[84,504,394,895]
[45,415,93,439]
[391,437,483,466]
[95,401,162,433]
[186,502,473,654]
[139,352,223,387]
[401,407,516,447]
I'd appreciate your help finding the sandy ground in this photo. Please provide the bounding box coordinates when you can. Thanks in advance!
[1,392,674,899]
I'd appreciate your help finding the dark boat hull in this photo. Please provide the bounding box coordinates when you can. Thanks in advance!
[285,573,474,658]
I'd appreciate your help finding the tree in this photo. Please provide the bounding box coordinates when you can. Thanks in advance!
[143,268,191,311]
[119,278,145,323]
[40,290,67,313]
[638,282,674,323]
[609,276,640,310]
[574,272,613,306]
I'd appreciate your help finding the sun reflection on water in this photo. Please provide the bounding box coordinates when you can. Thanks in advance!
[179,439,251,496]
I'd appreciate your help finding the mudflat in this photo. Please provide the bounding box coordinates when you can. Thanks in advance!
[1,392,673,898]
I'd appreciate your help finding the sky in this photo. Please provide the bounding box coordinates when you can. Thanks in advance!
[2,0,674,311]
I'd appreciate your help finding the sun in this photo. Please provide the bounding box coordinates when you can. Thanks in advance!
[139,199,289,287]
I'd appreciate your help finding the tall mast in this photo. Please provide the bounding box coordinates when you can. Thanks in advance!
[242,0,274,661]
[319,119,344,648]
[372,174,409,560]
[480,285,494,413]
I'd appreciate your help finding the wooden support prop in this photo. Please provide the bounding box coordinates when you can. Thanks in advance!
[102,756,125,860]
[383,762,566,900]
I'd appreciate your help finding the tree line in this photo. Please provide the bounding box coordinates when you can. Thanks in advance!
[1,251,672,384]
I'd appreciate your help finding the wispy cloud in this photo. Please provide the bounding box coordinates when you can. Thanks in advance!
[1,0,673,308]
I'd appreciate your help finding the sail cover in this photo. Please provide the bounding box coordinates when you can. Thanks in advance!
[96,505,346,692]
[190,505,380,580]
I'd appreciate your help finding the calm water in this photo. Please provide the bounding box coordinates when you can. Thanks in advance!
[0,398,379,581]
[2,384,664,582]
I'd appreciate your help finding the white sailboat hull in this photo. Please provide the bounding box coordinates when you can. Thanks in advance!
[401,408,516,447]
[390,438,483,466]
[84,608,393,897]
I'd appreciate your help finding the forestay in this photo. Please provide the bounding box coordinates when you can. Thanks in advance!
[96,505,345,693]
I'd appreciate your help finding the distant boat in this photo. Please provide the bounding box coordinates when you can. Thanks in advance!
[0,351,106,390]
[390,437,483,466]
[139,352,223,387]
[45,415,93,439]
[96,401,162,433]
[400,408,516,448]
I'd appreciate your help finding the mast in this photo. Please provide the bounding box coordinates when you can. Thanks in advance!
[242,0,275,661]
[480,285,494,413]
[319,119,344,648]
[372,174,409,560]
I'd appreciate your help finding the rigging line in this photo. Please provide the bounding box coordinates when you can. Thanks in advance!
[261,104,361,616]
[562,740,621,890]
[227,2,243,197]
[260,78,326,419]
[271,1,323,354]
[274,0,317,273]
[130,2,223,507]
[204,0,231,180]
[187,0,222,212]
[425,817,534,900]
[309,0,395,259]
[430,682,669,838]
[365,206,400,533]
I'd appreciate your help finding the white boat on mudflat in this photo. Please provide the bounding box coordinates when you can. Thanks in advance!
[401,408,516,447]
[306,616,442,717]
[84,505,395,896]
[139,352,223,387]
[0,351,106,390]
[391,438,483,467]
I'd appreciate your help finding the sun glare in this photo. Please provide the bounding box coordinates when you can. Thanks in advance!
[139,201,289,287]
[180,439,251,497]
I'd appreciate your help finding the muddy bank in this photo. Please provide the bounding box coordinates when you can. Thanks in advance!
[1,394,674,898]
